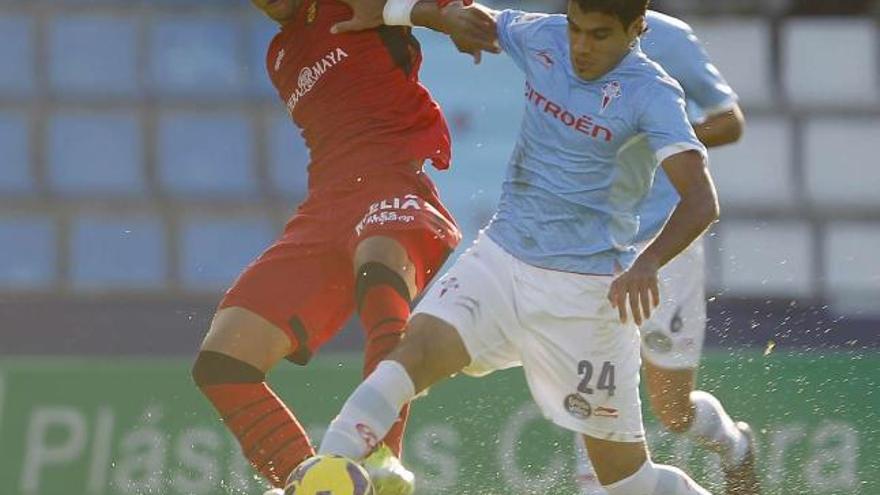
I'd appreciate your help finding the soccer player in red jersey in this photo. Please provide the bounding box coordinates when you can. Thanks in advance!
[189,1,498,493]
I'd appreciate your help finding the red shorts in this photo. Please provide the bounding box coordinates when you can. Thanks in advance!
[219,163,461,363]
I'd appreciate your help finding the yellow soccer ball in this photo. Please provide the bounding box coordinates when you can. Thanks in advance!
[284,455,374,495]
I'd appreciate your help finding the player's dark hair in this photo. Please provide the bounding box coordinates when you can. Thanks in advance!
[572,0,650,31]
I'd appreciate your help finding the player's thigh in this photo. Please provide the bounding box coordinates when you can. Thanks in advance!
[516,268,645,444]
[582,435,649,486]
[217,239,356,367]
[411,233,521,380]
[641,239,707,370]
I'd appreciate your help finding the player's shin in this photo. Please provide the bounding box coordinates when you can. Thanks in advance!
[318,360,416,461]
[192,351,314,488]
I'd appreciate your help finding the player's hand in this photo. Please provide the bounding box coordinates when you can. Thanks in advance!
[442,2,500,64]
[331,0,385,34]
[607,255,661,326]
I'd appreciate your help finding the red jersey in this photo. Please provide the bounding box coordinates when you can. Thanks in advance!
[266,0,452,186]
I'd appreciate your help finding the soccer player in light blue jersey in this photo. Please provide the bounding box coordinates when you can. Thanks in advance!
[314,1,723,493]
[574,10,760,495]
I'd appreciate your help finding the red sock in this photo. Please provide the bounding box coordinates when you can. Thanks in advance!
[201,382,314,488]
[359,284,412,457]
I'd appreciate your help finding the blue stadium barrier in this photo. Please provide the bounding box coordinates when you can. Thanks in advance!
[148,15,246,96]
[70,215,166,289]
[0,14,35,97]
[0,111,33,195]
[0,216,56,289]
[157,111,257,197]
[179,216,275,290]
[49,14,139,97]
[48,111,145,196]
[268,112,309,199]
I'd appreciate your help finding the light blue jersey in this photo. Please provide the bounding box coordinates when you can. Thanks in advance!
[484,10,705,275]
[635,11,738,243]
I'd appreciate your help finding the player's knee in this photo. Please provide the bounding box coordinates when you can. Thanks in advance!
[354,260,413,309]
[354,237,416,300]
[389,326,431,376]
[191,350,266,388]
[586,437,648,486]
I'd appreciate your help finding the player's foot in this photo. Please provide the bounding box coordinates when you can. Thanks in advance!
[724,422,761,495]
[262,489,284,495]
[362,444,415,495]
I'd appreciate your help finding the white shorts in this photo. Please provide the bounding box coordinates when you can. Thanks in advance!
[639,238,707,370]
[414,233,645,443]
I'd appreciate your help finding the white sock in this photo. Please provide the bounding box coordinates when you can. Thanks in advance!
[688,390,748,466]
[318,360,416,460]
[603,461,711,495]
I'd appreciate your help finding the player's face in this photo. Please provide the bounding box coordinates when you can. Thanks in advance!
[251,0,299,24]
[566,2,644,80]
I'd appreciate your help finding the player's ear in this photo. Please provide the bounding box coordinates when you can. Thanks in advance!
[627,15,646,41]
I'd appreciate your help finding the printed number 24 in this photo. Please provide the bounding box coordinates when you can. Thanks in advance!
[577,360,616,397]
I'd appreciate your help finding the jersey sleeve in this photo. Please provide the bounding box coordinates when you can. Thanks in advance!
[638,81,707,164]
[495,9,544,72]
[666,29,738,116]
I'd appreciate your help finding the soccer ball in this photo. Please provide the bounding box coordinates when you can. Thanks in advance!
[284,455,374,495]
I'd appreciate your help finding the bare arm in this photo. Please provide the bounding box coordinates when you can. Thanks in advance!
[411,1,499,62]
[694,104,745,148]
[331,0,499,62]
[641,150,719,267]
[608,150,719,325]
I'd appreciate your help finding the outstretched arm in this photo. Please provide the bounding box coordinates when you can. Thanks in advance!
[412,1,499,63]
[332,0,500,63]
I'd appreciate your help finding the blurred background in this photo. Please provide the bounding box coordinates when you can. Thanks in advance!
[0,0,878,494]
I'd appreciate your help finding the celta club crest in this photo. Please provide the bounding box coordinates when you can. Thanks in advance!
[600,80,621,114]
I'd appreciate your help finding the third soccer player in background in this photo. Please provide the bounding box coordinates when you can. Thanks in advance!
[574,9,760,495]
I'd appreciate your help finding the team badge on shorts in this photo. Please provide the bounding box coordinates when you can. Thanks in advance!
[438,276,460,298]
[564,393,593,420]
[643,330,673,353]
